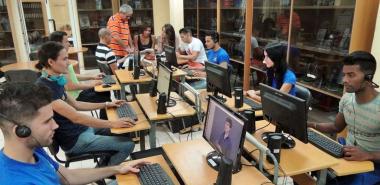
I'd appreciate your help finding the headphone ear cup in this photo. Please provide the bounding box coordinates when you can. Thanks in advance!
[366,74,373,81]
[15,125,31,138]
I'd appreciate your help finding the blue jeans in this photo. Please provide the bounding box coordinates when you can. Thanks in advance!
[328,163,380,185]
[66,128,135,166]
[189,79,207,90]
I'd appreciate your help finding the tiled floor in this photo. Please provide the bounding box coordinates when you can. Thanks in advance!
[0,68,337,185]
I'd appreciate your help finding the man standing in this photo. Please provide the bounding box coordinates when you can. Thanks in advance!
[309,51,380,185]
[0,82,147,185]
[107,4,134,60]
[205,31,230,68]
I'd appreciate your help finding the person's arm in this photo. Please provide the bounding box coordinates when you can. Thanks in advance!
[151,35,156,49]
[76,73,102,81]
[57,160,149,185]
[343,146,380,162]
[51,98,134,128]
[109,62,118,75]
[246,90,261,102]
[64,74,102,91]
[279,83,293,94]
[177,50,200,61]
[308,112,347,134]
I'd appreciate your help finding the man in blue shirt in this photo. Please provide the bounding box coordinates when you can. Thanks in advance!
[205,31,230,68]
[0,82,147,185]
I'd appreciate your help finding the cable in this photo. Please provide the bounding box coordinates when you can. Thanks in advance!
[241,163,255,167]
[248,149,259,154]
[255,122,271,132]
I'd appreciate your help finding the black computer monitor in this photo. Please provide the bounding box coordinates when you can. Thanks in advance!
[205,61,232,102]
[203,96,247,173]
[163,44,178,68]
[157,62,176,107]
[260,83,308,148]
[134,51,141,68]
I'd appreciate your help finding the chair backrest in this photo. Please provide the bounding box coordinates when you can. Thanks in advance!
[295,84,312,108]
[97,62,113,75]
[5,70,40,83]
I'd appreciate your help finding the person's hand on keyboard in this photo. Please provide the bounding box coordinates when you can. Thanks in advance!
[118,160,151,174]
[112,117,135,128]
[106,100,127,108]
[343,146,372,161]
[93,73,105,80]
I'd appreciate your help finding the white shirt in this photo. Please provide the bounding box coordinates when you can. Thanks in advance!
[179,37,207,63]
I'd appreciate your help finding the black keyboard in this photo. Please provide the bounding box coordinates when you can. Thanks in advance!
[138,163,175,185]
[308,129,344,158]
[243,97,262,110]
[102,75,116,84]
[116,103,138,121]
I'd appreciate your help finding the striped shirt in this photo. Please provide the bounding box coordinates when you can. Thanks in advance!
[339,92,380,152]
[107,13,130,56]
[96,43,117,65]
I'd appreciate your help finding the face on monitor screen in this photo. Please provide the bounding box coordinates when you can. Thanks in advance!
[203,98,245,165]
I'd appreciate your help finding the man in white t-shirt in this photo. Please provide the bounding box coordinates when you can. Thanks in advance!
[176,28,208,69]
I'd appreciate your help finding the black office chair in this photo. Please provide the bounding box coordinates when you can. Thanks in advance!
[48,140,115,185]
[295,84,312,109]
[5,70,40,83]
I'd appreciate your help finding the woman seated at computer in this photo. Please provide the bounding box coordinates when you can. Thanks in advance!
[134,25,155,52]
[246,43,297,102]
[156,24,180,53]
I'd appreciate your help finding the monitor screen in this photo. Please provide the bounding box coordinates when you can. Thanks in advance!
[205,62,232,98]
[203,96,246,168]
[157,63,172,103]
[260,83,308,144]
[163,44,178,67]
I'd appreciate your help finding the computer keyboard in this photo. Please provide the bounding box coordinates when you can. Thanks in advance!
[102,75,116,84]
[116,103,138,121]
[243,97,262,110]
[308,129,344,158]
[138,163,175,185]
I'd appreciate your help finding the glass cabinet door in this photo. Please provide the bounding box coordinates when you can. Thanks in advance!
[198,0,216,42]
[184,0,198,36]
[120,0,154,37]
[77,0,113,69]
[288,0,356,98]
[0,1,16,66]
[21,0,48,53]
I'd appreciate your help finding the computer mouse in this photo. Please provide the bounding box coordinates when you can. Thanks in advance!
[281,137,296,149]
[102,84,112,88]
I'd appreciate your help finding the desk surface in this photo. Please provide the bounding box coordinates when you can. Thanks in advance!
[1,60,78,72]
[244,120,339,176]
[115,69,153,84]
[184,89,263,117]
[162,139,273,185]
[94,75,121,92]
[116,155,180,185]
[107,101,151,134]
[68,47,88,54]
[144,63,188,78]
[136,92,196,121]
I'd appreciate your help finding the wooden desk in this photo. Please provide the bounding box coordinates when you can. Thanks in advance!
[184,89,263,117]
[116,155,180,185]
[244,120,339,185]
[136,92,196,148]
[106,101,151,150]
[115,69,153,100]
[68,47,88,54]
[0,60,79,72]
[330,158,374,177]
[94,75,121,92]
[162,139,273,185]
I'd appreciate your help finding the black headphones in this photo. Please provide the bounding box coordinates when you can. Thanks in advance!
[363,73,379,88]
[0,113,31,138]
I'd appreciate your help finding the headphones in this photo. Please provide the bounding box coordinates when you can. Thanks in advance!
[41,71,67,86]
[0,113,31,138]
[208,32,219,43]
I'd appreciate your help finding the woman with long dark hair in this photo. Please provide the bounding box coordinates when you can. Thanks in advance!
[156,23,179,53]
[246,43,297,101]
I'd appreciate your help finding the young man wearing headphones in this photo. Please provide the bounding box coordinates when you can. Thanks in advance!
[0,82,147,184]
[205,31,230,68]
[308,51,380,185]
[35,41,135,167]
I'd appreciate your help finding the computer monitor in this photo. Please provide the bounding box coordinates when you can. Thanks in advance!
[205,61,232,102]
[157,62,176,107]
[259,83,308,148]
[134,51,141,68]
[163,44,178,68]
[203,96,247,173]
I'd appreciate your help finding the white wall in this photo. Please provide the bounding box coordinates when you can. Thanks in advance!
[153,0,170,36]
[169,0,184,33]
[371,1,380,85]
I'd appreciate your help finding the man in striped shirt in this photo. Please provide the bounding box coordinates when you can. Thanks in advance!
[107,4,134,59]
[96,28,120,75]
